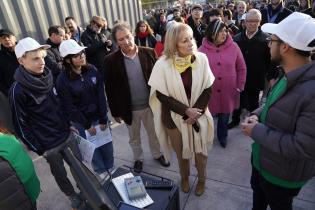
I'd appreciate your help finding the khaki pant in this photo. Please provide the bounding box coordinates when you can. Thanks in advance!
[166,127,207,180]
[126,107,161,161]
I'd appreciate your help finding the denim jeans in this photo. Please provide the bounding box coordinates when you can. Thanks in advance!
[73,121,114,174]
[217,113,230,142]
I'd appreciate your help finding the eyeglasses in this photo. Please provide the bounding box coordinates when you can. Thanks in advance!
[93,21,103,28]
[72,51,85,59]
[266,37,283,44]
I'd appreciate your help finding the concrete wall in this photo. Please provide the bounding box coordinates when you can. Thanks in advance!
[0,0,142,43]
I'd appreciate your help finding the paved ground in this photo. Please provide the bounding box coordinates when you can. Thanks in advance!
[31,121,315,210]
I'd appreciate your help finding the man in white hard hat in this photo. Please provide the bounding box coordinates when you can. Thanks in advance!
[9,37,82,210]
[241,12,315,210]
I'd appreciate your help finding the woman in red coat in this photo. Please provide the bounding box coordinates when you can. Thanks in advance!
[199,19,246,148]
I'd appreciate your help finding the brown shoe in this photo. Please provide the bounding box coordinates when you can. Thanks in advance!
[181,177,190,193]
[195,179,205,196]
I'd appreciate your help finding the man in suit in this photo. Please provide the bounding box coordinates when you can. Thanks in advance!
[261,0,292,25]
[229,9,271,129]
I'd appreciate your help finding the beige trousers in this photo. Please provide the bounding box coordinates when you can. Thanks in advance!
[166,127,207,180]
[126,107,161,161]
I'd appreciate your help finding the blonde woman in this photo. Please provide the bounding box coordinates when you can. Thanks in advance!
[149,23,215,196]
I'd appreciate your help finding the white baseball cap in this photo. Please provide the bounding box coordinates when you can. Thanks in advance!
[15,37,50,58]
[262,12,315,51]
[59,39,86,58]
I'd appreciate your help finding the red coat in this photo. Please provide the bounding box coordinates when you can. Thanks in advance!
[198,35,246,114]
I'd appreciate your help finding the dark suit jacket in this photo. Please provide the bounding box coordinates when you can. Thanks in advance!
[233,29,271,91]
[261,4,292,25]
[103,47,157,125]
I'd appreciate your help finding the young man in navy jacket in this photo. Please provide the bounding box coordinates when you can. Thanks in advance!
[9,37,82,210]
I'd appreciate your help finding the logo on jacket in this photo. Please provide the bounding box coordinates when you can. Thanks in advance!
[91,77,97,84]
[53,87,58,96]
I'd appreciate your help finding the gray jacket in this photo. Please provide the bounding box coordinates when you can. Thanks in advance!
[251,61,315,182]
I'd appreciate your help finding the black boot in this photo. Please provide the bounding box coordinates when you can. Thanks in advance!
[228,108,241,129]
[219,139,227,148]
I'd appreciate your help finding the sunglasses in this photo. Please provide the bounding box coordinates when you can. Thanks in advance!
[266,37,283,44]
[93,21,103,28]
[72,51,85,59]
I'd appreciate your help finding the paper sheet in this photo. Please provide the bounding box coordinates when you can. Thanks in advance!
[85,125,112,148]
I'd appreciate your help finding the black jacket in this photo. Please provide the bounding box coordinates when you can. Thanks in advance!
[0,45,19,96]
[187,16,207,48]
[9,67,70,155]
[302,8,315,18]
[134,34,157,48]
[103,47,157,125]
[81,26,113,71]
[261,4,292,25]
[0,157,35,210]
[45,38,64,83]
[233,29,271,91]
[155,21,167,37]
[56,64,108,129]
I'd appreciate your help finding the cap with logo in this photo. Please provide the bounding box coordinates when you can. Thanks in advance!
[15,37,50,59]
[59,39,86,58]
[261,12,315,51]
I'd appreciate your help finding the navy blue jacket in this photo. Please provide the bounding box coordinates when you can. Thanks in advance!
[56,64,108,129]
[9,80,70,155]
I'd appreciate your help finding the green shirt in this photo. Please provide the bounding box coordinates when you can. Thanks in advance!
[252,76,306,189]
[0,133,40,203]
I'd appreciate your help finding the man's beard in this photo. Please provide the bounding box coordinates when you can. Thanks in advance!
[271,51,282,64]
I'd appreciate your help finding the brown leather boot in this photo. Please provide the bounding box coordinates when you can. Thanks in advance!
[181,177,190,193]
[195,178,205,196]
[195,154,207,196]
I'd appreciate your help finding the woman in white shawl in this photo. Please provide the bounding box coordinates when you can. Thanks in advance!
[148,23,215,196]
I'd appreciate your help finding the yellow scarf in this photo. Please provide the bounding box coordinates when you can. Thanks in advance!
[173,55,193,74]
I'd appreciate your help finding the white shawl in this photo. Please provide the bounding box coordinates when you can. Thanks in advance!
[149,52,215,163]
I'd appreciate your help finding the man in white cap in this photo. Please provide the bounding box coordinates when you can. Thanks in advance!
[9,37,82,210]
[241,12,315,210]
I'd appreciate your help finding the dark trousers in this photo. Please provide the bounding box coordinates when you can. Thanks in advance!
[231,89,260,123]
[45,132,82,197]
[250,166,301,210]
[217,113,230,142]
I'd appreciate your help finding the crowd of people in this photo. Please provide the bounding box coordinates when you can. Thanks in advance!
[1,0,315,210]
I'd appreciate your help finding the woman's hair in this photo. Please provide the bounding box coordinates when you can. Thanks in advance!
[299,0,310,9]
[205,19,227,43]
[135,20,154,35]
[223,9,233,20]
[163,22,197,59]
[62,53,89,77]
